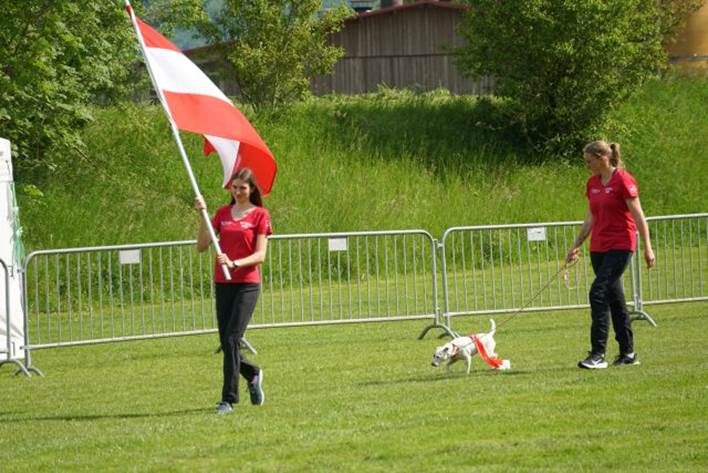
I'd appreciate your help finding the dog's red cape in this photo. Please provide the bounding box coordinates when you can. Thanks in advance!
[471,335,511,370]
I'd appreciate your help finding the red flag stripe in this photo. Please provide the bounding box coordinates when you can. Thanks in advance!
[164,91,269,150]
[235,144,278,195]
[137,17,181,52]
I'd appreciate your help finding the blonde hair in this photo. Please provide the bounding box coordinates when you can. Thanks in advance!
[583,140,623,168]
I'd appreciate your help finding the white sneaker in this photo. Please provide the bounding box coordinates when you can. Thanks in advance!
[578,353,608,369]
[216,401,233,414]
[248,370,265,406]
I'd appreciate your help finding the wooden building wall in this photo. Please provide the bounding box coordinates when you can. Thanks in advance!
[311,3,494,95]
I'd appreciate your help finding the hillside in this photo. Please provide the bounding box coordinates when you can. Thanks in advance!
[15,74,708,251]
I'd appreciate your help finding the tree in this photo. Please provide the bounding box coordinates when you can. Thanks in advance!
[155,0,351,109]
[455,0,700,155]
[0,1,144,179]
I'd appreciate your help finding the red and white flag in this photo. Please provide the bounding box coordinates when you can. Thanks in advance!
[127,5,277,194]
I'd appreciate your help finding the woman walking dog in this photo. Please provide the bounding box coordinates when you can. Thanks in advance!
[566,141,655,369]
[196,168,272,413]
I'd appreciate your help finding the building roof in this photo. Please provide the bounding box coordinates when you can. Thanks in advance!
[346,0,467,24]
[184,1,468,55]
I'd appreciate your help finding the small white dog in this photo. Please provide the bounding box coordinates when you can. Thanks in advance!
[431,319,509,374]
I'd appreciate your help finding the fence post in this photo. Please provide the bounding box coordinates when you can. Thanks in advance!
[628,232,657,327]
[418,237,456,339]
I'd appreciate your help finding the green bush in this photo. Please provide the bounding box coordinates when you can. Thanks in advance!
[0,1,147,180]
[456,0,669,155]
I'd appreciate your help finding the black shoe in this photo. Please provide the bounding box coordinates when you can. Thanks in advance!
[578,352,608,369]
[248,369,265,406]
[612,352,640,367]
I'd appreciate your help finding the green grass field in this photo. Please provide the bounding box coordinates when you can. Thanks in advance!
[6,70,706,473]
[1,302,706,472]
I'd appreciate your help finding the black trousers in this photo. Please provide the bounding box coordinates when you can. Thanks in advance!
[215,283,260,404]
[589,251,634,356]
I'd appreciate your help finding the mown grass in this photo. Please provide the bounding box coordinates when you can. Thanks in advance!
[1,302,706,472]
[15,73,708,250]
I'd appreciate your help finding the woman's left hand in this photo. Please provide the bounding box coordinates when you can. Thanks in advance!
[644,247,656,269]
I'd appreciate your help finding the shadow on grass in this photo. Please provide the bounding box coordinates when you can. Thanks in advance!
[0,407,209,423]
[359,368,534,387]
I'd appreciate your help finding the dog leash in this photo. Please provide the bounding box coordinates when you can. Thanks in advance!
[562,259,582,290]
[493,258,579,332]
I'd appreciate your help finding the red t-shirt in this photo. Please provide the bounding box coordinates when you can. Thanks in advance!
[586,169,639,252]
[211,205,272,283]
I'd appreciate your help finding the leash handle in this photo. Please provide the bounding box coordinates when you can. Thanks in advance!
[562,257,581,290]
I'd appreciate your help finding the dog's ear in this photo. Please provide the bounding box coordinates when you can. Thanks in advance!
[449,345,459,356]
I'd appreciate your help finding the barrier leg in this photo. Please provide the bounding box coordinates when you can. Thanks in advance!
[418,312,457,340]
[628,246,657,327]
[213,337,258,355]
[629,310,658,327]
[0,359,31,378]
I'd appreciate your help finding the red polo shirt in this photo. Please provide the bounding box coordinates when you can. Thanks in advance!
[211,205,272,283]
[586,169,638,252]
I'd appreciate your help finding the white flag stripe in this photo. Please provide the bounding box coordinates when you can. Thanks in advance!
[145,48,231,104]
[205,135,240,187]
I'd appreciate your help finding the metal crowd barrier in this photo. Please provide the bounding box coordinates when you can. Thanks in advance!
[438,213,708,331]
[21,230,439,352]
[23,240,214,350]
[439,221,592,327]
[256,230,439,329]
[15,214,707,372]
[638,213,708,306]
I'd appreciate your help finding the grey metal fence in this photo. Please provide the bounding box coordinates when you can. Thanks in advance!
[638,213,708,306]
[255,230,439,328]
[21,230,439,351]
[439,220,641,330]
[438,214,708,331]
[23,240,215,350]
[14,214,707,372]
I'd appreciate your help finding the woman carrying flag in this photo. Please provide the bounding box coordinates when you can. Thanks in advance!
[196,168,272,414]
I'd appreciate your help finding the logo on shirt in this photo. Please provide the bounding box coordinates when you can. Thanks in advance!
[629,185,637,194]
[604,187,613,194]
[590,188,601,195]
[240,222,254,229]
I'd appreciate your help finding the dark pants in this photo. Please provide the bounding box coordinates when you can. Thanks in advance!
[215,283,260,404]
[588,251,634,356]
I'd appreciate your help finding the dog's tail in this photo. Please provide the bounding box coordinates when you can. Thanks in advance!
[489,318,496,335]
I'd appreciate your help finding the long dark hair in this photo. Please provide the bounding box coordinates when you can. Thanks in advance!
[228,167,263,206]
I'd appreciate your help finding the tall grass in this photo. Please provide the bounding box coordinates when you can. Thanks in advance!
[15,74,708,251]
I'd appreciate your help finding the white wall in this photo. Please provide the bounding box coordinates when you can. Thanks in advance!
[0,137,26,360]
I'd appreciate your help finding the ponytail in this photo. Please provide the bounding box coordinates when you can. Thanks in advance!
[608,142,623,169]
[583,140,623,169]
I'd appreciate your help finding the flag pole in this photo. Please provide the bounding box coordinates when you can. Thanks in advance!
[125,0,231,280]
